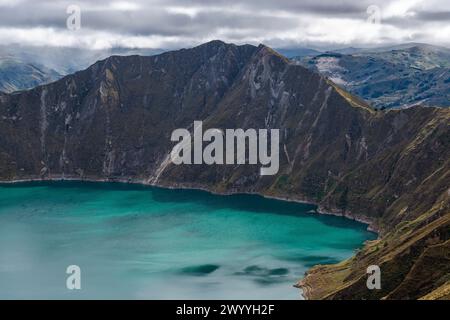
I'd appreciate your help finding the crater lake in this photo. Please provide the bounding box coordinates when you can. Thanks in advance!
[0,181,376,299]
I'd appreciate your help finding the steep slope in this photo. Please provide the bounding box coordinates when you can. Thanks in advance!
[0,40,448,299]
[295,44,450,109]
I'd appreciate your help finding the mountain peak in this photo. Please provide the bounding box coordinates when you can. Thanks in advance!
[201,39,228,47]
[195,39,229,51]
[254,43,290,63]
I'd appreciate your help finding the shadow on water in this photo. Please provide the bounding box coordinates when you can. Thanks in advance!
[235,265,290,276]
[180,264,221,276]
[234,265,291,286]
[0,180,375,234]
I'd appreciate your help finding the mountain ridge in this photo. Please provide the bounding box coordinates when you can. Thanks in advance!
[0,40,448,299]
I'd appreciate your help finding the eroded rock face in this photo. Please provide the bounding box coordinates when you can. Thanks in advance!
[0,40,449,299]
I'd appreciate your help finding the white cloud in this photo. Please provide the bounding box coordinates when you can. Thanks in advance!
[0,0,23,7]
[165,6,202,18]
[383,0,424,18]
[0,0,448,49]
[109,1,140,11]
[0,27,194,50]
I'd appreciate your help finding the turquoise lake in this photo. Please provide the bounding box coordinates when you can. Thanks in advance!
[0,181,376,299]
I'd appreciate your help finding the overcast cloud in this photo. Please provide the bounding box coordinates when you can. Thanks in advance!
[0,0,449,49]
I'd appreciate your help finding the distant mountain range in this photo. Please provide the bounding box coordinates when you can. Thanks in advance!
[275,47,323,58]
[0,45,163,93]
[293,43,450,109]
[0,56,61,93]
[1,43,449,111]
[0,40,448,299]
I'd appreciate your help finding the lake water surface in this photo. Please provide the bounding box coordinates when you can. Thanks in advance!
[0,181,375,299]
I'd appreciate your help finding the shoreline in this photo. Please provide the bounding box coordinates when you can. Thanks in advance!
[0,175,380,300]
[0,176,380,232]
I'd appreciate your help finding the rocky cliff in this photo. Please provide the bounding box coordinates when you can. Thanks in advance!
[0,40,448,299]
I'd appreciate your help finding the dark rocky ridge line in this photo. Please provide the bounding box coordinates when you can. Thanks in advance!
[0,40,449,299]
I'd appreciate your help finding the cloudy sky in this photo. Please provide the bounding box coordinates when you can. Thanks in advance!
[0,0,449,50]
